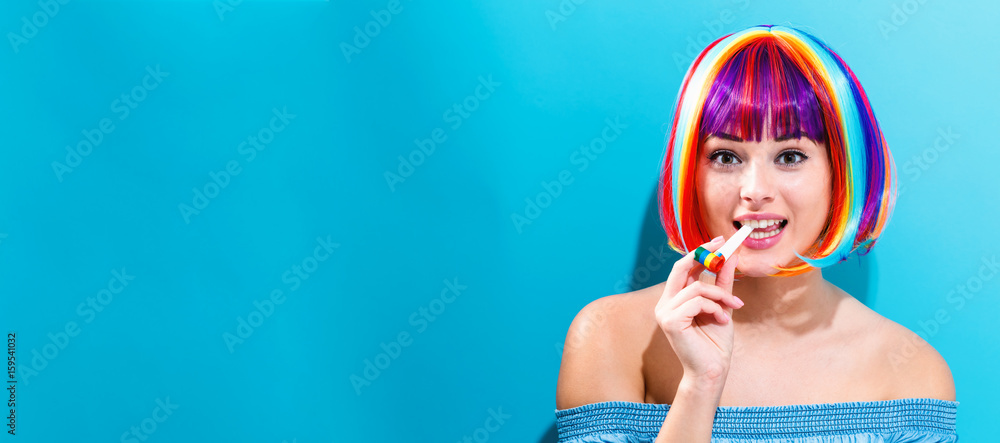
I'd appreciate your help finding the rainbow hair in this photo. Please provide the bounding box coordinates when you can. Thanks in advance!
[658,25,897,277]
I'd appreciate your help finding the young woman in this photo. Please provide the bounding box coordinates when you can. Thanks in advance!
[555,25,957,442]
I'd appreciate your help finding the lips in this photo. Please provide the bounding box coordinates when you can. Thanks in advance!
[734,219,787,233]
[733,213,788,247]
[743,226,785,249]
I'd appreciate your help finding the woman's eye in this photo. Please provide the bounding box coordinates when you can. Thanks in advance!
[709,151,740,166]
[777,151,807,165]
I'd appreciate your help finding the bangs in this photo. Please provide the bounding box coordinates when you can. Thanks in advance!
[699,39,827,143]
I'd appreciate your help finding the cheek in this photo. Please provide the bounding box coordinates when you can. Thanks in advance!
[781,174,832,232]
[698,177,738,229]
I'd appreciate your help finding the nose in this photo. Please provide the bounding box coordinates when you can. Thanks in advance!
[740,162,775,207]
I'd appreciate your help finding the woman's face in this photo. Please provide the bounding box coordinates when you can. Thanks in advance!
[695,131,832,277]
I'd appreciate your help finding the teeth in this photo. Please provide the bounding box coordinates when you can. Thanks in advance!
[749,224,784,239]
[739,219,785,229]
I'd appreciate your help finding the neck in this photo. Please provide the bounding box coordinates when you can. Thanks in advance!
[731,268,840,336]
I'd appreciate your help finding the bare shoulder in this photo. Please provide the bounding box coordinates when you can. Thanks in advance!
[876,315,956,401]
[556,285,662,410]
[842,295,956,402]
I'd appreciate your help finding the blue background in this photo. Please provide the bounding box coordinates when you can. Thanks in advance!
[1,0,997,442]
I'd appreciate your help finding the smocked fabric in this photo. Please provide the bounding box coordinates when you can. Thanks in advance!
[554,399,957,442]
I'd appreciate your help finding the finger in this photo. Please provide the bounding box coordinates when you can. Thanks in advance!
[664,281,743,311]
[716,253,740,295]
[697,269,716,285]
[664,236,724,297]
[672,296,729,328]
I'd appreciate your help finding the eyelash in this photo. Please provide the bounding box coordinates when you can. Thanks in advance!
[707,150,809,169]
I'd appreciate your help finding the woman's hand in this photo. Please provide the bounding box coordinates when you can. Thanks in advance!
[654,236,744,388]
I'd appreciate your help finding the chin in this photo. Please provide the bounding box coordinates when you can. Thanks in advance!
[735,266,774,278]
[735,260,787,278]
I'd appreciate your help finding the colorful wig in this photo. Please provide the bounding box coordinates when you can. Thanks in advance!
[658,25,897,277]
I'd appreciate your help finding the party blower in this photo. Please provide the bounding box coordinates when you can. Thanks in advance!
[693,225,753,274]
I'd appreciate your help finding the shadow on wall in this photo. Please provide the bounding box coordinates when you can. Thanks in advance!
[539,185,872,442]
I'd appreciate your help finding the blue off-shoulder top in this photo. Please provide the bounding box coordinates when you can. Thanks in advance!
[555,399,958,442]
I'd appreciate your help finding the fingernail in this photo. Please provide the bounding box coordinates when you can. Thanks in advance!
[712,236,723,242]
[734,296,745,308]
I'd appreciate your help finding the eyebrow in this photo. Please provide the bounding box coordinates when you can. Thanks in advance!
[707,131,809,143]
[774,131,805,142]
[709,132,743,142]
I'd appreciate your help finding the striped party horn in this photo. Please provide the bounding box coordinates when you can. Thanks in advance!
[693,225,754,274]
